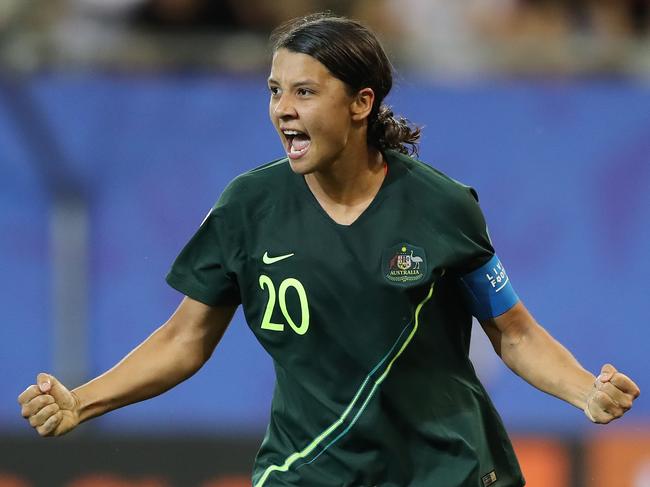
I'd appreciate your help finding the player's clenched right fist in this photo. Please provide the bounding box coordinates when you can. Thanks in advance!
[18,373,80,437]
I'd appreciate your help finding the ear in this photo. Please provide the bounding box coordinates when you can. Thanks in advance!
[350,87,375,122]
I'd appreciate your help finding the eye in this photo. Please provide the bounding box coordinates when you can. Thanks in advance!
[269,86,280,96]
[296,88,312,97]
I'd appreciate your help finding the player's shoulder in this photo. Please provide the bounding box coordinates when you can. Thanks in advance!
[214,156,290,210]
[389,150,479,209]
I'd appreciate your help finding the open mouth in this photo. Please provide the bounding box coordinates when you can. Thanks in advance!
[282,129,311,160]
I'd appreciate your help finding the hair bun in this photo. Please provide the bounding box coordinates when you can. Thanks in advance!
[369,104,421,156]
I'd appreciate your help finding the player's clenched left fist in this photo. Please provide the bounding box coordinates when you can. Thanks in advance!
[584,364,641,424]
[18,373,80,437]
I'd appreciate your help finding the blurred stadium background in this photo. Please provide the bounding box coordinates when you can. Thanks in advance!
[1,0,649,486]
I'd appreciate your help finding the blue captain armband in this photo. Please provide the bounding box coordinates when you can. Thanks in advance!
[459,254,520,320]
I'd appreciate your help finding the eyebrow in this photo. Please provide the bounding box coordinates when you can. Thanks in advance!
[267,78,320,88]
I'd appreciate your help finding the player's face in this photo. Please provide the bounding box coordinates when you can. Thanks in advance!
[268,49,358,175]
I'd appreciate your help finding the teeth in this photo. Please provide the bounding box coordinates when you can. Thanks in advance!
[283,130,300,135]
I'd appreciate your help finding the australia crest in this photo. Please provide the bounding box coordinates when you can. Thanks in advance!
[382,243,427,284]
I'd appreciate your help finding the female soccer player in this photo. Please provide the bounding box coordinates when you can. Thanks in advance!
[19,13,639,487]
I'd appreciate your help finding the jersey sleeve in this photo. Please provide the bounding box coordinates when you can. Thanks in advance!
[166,208,241,307]
[446,186,494,273]
[449,186,519,319]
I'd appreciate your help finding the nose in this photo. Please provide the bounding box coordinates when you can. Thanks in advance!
[272,93,297,119]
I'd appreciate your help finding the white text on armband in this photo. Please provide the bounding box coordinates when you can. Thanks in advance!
[459,254,520,320]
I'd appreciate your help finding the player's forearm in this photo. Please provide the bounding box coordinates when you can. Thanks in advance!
[72,322,205,423]
[497,315,595,410]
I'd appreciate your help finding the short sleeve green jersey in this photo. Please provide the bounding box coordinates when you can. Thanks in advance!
[167,150,525,487]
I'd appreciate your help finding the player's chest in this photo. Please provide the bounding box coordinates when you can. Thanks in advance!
[235,205,454,365]
[241,202,449,289]
[236,202,453,334]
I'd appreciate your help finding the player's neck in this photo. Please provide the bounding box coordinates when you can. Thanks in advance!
[304,145,386,207]
[303,145,386,226]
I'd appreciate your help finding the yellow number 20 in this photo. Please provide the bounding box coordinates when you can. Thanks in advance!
[259,275,310,335]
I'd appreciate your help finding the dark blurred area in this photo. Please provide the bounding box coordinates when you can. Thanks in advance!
[1,0,649,74]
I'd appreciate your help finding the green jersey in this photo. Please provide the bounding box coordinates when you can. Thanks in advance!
[167,150,525,487]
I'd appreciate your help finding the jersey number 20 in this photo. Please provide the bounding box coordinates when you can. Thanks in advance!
[259,275,310,335]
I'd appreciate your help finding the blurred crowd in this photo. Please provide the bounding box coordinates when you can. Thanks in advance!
[1,0,649,75]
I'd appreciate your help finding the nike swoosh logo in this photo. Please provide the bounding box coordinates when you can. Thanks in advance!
[262,252,295,265]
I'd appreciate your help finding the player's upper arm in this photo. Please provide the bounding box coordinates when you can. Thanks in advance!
[478,301,534,357]
[458,254,520,320]
[164,296,238,366]
[457,253,524,357]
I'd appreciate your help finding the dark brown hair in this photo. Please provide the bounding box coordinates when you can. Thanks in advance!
[270,13,421,156]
